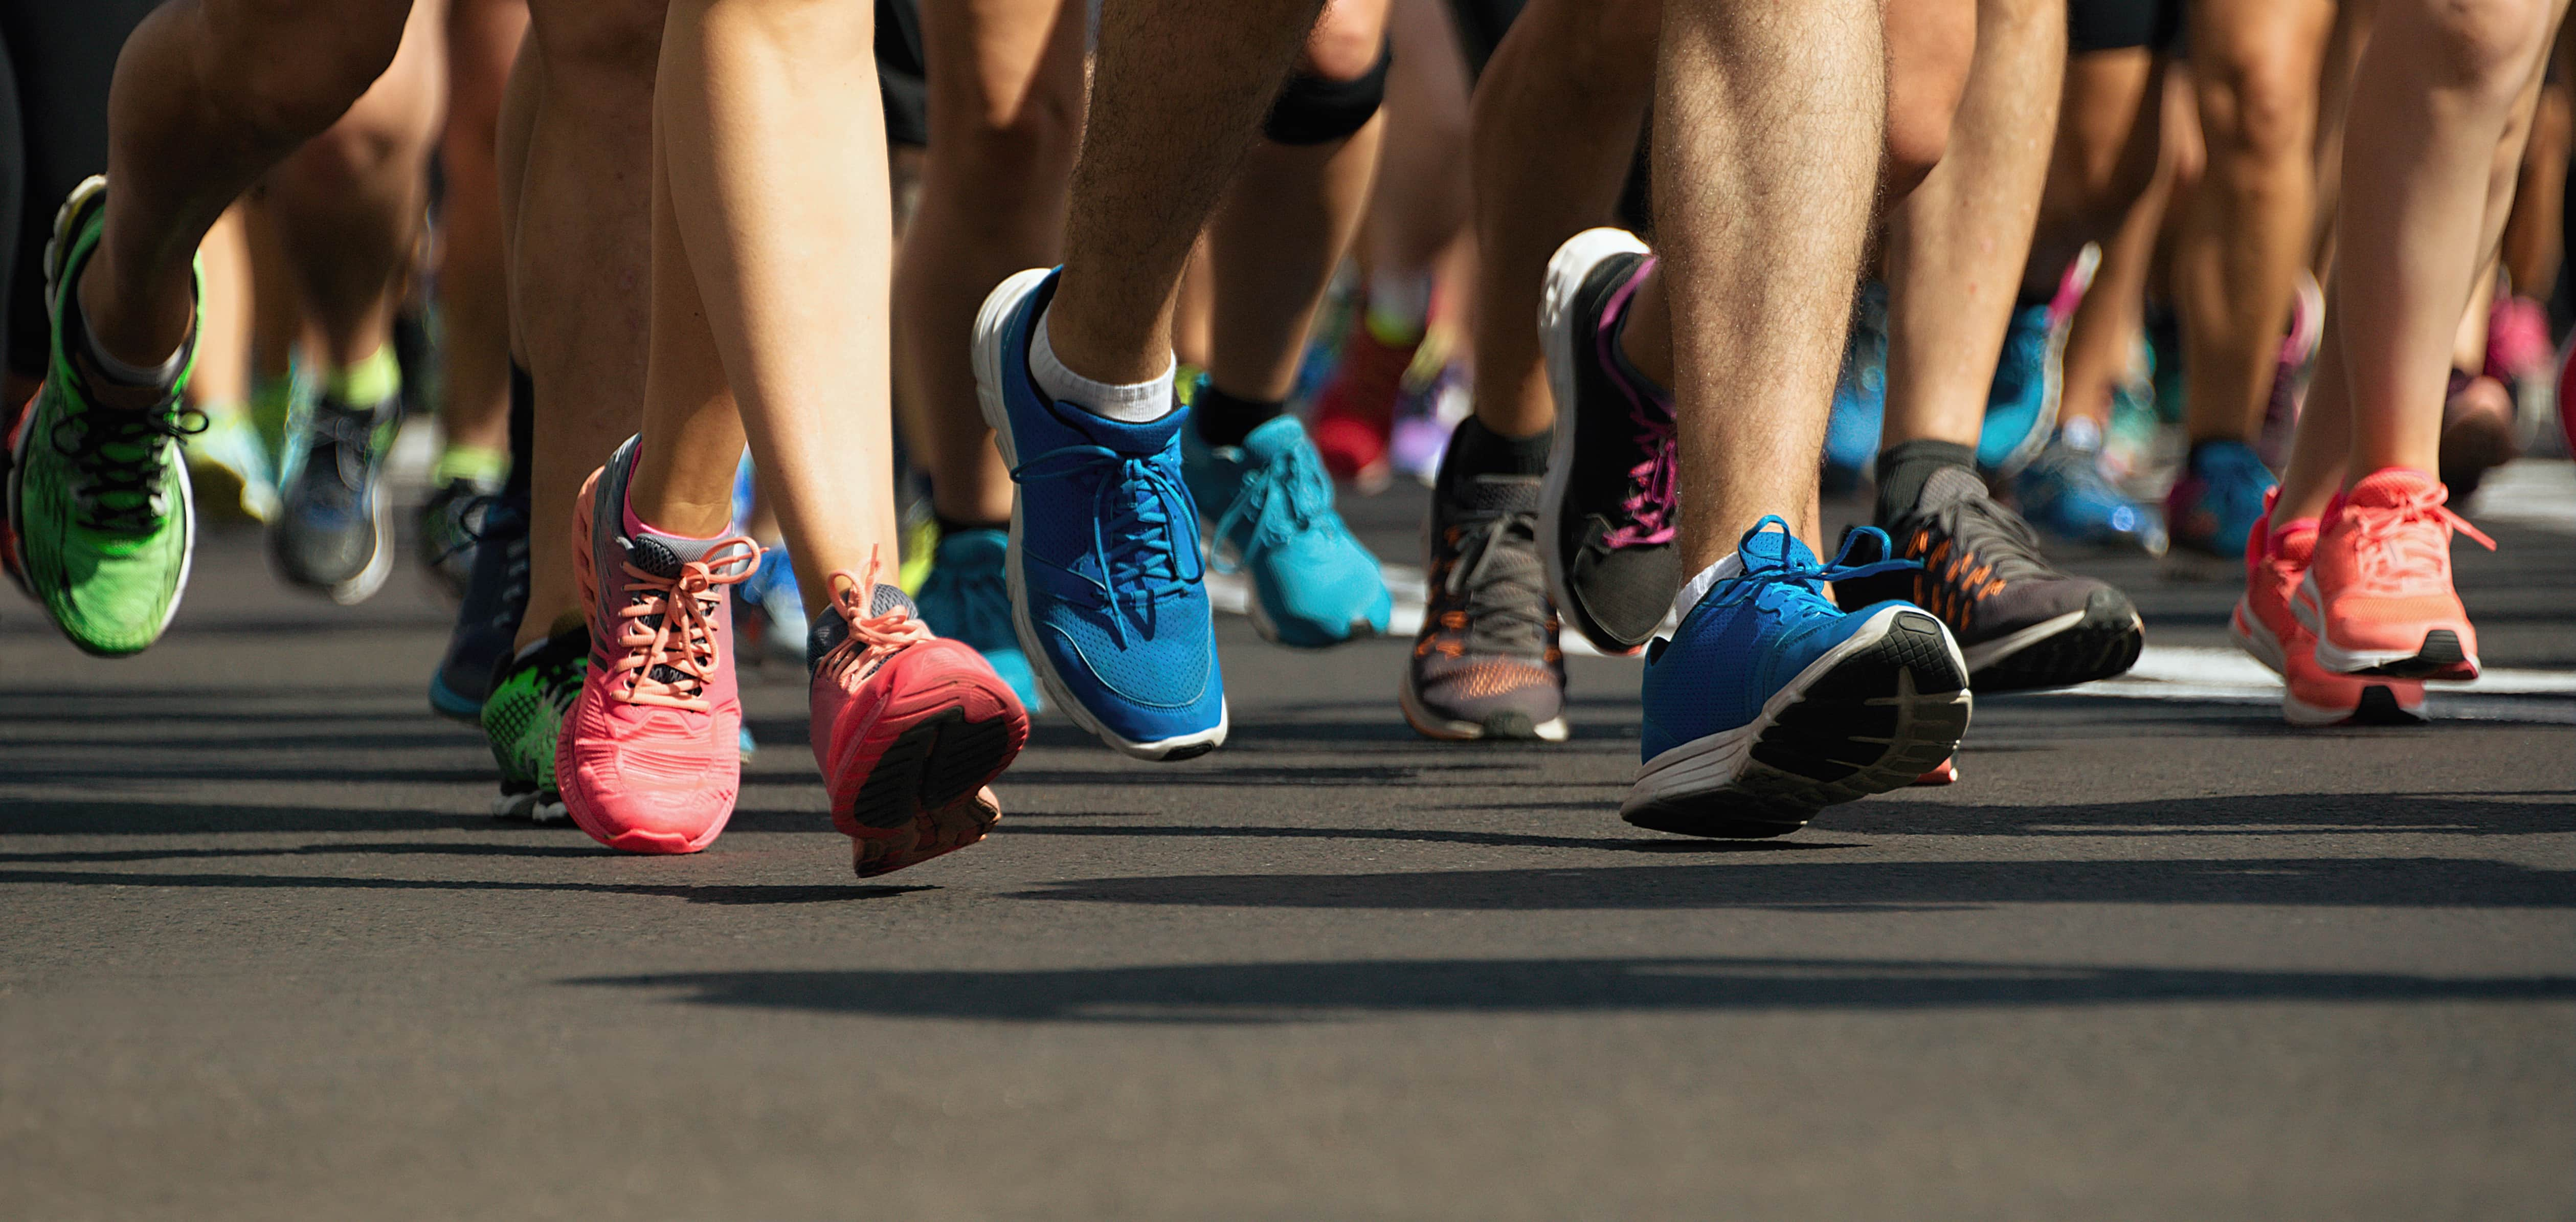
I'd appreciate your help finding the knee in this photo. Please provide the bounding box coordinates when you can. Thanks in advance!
[1301,0,1390,81]
[2421,0,2555,96]
[199,0,410,144]
[2197,42,2315,162]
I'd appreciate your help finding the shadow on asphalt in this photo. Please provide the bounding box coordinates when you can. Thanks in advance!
[0,868,927,904]
[1828,791,2576,837]
[1003,857,2576,910]
[573,956,2576,1023]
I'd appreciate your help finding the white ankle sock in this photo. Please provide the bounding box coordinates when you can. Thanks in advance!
[1029,303,1175,424]
[1672,551,1744,626]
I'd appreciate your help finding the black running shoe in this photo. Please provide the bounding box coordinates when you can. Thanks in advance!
[270,391,399,604]
[1836,466,2143,691]
[427,493,529,721]
[417,474,502,601]
[1401,471,1567,742]
[1538,228,1680,655]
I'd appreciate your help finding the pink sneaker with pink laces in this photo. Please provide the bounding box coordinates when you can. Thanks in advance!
[557,439,759,855]
[808,556,1028,878]
[2232,488,2424,724]
[2293,468,2495,682]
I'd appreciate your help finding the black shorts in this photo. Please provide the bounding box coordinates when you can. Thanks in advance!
[2069,0,2183,53]
[878,0,926,149]
[1444,0,1527,80]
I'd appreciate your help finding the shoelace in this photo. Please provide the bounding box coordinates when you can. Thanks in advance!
[1594,263,1677,550]
[1429,505,1551,657]
[1211,436,1336,569]
[1710,518,1921,619]
[2348,484,2495,587]
[48,401,206,533]
[1012,443,1203,647]
[816,550,930,686]
[610,538,759,711]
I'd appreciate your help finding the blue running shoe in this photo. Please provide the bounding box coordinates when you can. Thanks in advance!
[914,527,1043,712]
[2162,437,2277,568]
[972,268,1225,760]
[2015,428,2168,556]
[1822,281,1888,494]
[1182,412,1392,648]
[1976,302,2059,476]
[732,542,810,666]
[1625,518,1971,839]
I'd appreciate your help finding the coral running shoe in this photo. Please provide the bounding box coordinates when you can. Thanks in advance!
[1626,518,1970,838]
[556,438,760,854]
[973,268,1226,760]
[2231,493,2424,725]
[1539,228,1680,655]
[2294,468,2494,681]
[1309,316,1418,490]
[808,560,1028,878]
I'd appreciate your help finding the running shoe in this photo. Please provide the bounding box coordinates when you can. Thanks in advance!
[1309,315,1418,489]
[914,527,1041,712]
[187,410,278,523]
[1838,465,2143,690]
[2257,271,2326,470]
[808,562,1029,878]
[2014,425,2167,554]
[2230,492,2424,725]
[1821,281,1889,495]
[1976,301,2060,476]
[417,469,504,601]
[1401,469,1565,742]
[2293,468,2494,681]
[972,268,1226,760]
[5,176,201,658]
[2487,292,2553,448]
[428,493,529,721]
[483,625,589,823]
[732,541,811,666]
[270,387,400,604]
[2164,438,2277,566]
[1625,517,1970,838]
[2438,369,2519,501]
[556,438,761,854]
[1183,413,1391,648]
[1538,228,1679,655]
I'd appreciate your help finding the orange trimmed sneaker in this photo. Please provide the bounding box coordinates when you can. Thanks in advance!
[557,439,759,854]
[2293,468,2494,682]
[809,556,1029,878]
[2233,488,2423,725]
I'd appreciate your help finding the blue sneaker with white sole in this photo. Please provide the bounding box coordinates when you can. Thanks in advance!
[972,268,1225,760]
[914,527,1043,713]
[1976,302,2059,476]
[1182,411,1391,648]
[1625,517,1971,839]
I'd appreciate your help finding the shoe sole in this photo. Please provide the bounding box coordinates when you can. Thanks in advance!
[1537,227,1655,658]
[1962,588,2144,692]
[972,265,1228,762]
[491,782,540,820]
[1622,608,1971,838]
[428,672,485,723]
[2283,683,2425,727]
[268,430,394,607]
[1396,671,1569,743]
[1245,588,1390,650]
[6,175,196,657]
[834,682,1028,878]
[2291,572,2480,680]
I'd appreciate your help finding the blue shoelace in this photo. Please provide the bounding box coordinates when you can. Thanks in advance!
[1706,517,1921,618]
[1210,436,1338,571]
[1013,443,1204,647]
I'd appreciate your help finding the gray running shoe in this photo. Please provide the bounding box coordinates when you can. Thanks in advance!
[1400,471,1567,742]
[269,392,398,604]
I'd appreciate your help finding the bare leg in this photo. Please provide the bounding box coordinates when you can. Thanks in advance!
[2045,48,2165,433]
[890,0,1084,529]
[1880,0,2066,453]
[1043,0,1330,386]
[1358,0,1473,308]
[1657,0,1883,565]
[190,208,253,413]
[512,0,663,648]
[627,0,897,611]
[435,0,530,458]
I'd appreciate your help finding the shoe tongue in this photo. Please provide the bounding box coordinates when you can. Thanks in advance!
[1053,394,1184,454]
[2346,468,2439,510]
[1457,474,1542,514]
[807,585,917,671]
[625,530,723,579]
[1740,523,1820,571]
[1918,465,1987,513]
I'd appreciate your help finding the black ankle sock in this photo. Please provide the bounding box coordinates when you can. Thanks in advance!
[504,362,534,499]
[933,511,1006,539]
[1438,416,1553,495]
[1874,439,1976,525]
[1192,385,1286,449]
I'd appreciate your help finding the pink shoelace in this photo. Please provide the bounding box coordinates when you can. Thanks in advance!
[816,549,930,686]
[1593,256,1676,550]
[2345,482,2495,592]
[611,538,760,712]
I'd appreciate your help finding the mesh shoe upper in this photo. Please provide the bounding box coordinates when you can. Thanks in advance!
[1405,472,1564,739]
[914,527,1041,712]
[1182,414,1391,648]
[1541,231,1681,654]
[270,392,397,597]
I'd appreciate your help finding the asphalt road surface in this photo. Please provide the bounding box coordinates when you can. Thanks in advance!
[5,472,2571,1220]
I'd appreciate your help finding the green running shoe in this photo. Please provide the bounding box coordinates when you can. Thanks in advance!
[481,624,589,823]
[4,177,203,658]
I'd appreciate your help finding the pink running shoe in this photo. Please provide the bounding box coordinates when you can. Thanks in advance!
[2231,489,2424,724]
[2293,468,2495,681]
[2257,271,2326,470]
[810,556,1029,879]
[2485,293,2552,388]
[557,439,759,855]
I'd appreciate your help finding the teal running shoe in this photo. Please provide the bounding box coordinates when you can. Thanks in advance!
[2015,425,2167,556]
[1977,302,2060,476]
[1822,281,1888,494]
[914,527,1042,712]
[1182,412,1392,648]
[4,176,204,658]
